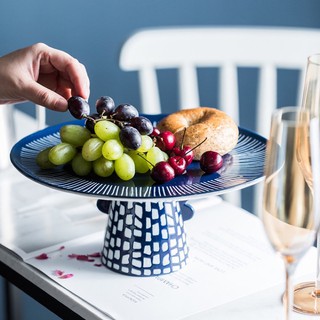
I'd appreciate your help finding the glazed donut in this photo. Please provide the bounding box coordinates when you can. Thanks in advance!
[157,107,239,160]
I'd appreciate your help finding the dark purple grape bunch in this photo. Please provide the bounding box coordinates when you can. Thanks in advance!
[114,105,154,150]
[101,100,153,136]
[116,106,154,150]
[109,102,154,151]
[68,95,155,150]
[104,100,154,149]
[82,96,116,133]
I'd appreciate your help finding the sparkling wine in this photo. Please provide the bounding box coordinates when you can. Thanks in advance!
[263,176,316,259]
[292,53,320,315]
[262,107,320,320]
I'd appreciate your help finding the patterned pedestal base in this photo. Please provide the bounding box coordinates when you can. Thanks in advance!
[98,200,189,277]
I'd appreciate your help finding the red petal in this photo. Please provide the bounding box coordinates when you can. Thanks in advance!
[88,252,101,258]
[77,255,95,262]
[35,253,49,260]
[53,270,64,276]
[68,253,95,262]
[59,273,73,279]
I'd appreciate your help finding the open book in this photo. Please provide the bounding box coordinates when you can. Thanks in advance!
[0,169,316,320]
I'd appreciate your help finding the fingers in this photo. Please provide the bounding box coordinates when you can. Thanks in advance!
[26,43,90,111]
[66,59,90,100]
[0,43,90,111]
[23,81,69,111]
[41,45,90,100]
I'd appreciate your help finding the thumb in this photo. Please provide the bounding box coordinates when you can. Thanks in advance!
[23,82,68,111]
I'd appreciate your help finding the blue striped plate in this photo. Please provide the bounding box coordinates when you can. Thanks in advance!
[10,114,266,201]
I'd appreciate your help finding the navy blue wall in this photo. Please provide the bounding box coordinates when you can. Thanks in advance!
[1,0,320,210]
[1,0,320,127]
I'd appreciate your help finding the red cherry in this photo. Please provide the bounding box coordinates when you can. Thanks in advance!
[172,146,194,166]
[156,131,176,151]
[168,156,187,175]
[200,151,223,173]
[150,127,161,137]
[150,161,175,183]
[171,146,180,155]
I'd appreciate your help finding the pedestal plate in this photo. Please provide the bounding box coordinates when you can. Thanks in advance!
[10,115,266,277]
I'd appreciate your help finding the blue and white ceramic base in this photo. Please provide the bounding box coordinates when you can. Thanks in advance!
[97,200,189,276]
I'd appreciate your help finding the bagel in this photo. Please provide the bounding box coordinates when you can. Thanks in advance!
[157,107,239,160]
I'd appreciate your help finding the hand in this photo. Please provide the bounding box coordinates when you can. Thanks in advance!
[0,43,90,111]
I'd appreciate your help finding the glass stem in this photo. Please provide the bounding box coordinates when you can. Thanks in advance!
[284,260,296,320]
[316,231,320,294]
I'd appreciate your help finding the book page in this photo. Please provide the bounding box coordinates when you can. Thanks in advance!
[24,201,315,320]
[0,168,107,259]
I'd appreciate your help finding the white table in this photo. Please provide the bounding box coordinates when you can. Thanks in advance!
[0,110,317,320]
[0,164,318,320]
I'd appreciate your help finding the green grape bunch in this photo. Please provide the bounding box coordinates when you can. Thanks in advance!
[36,96,167,181]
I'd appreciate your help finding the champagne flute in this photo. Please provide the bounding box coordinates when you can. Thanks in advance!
[262,106,320,319]
[293,53,320,315]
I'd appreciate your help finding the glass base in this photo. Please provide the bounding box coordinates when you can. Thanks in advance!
[293,282,320,315]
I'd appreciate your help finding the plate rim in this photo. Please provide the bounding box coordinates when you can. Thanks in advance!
[10,115,266,202]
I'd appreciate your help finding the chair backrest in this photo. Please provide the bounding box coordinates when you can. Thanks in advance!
[119,26,320,210]
[0,103,46,170]
[120,26,320,138]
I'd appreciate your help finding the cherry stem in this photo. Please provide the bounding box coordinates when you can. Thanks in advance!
[177,157,184,165]
[137,153,154,168]
[185,137,208,155]
[179,127,187,149]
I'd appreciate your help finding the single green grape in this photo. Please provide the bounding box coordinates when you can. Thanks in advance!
[36,147,56,169]
[162,151,169,161]
[128,150,150,174]
[146,146,165,169]
[94,120,120,141]
[82,137,104,161]
[93,157,115,177]
[60,125,91,147]
[48,143,77,165]
[102,139,124,160]
[71,152,92,176]
[136,135,154,153]
[114,153,135,181]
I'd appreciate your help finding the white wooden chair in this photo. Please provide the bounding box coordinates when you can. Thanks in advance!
[0,103,46,320]
[119,26,320,211]
[0,104,45,170]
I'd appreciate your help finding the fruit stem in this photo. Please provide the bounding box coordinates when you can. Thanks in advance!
[106,117,126,128]
[179,127,187,149]
[84,114,95,122]
[185,137,208,155]
[137,153,154,168]
[177,157,184,165]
